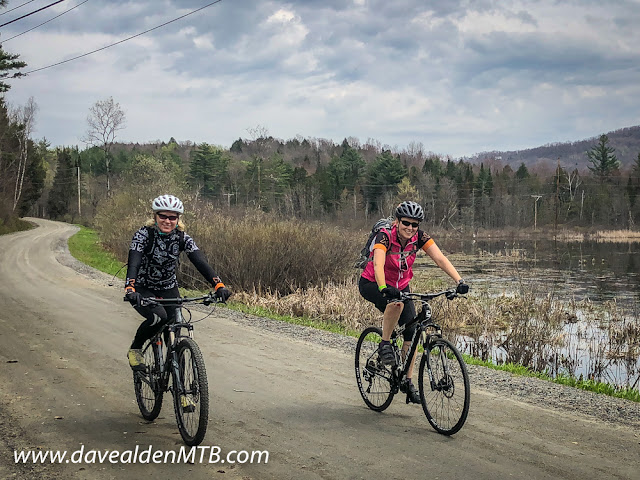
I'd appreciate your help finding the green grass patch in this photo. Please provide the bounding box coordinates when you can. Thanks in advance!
[229,302,361,338]
[0,217,34,235]
[67,225,127,279]
[465,356,640,402]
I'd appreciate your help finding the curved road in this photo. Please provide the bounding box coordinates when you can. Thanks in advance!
[0,218,638,480]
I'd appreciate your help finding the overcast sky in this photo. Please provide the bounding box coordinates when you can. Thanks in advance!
[2,0,640,158]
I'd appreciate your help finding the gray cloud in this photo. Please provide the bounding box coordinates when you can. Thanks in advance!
[2,0,640,157]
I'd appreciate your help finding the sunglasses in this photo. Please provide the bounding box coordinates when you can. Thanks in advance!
[157,213,179,221]
[400,220,420,228]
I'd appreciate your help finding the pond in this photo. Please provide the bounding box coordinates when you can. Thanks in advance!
[418,237,640,390]
[444,237,640,304]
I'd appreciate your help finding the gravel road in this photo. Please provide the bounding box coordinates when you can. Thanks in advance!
[1,218,638,480]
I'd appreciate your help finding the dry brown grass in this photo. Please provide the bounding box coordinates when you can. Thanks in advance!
[592,229,640,242]
[183,205,361,294]
[234,277,379,331]
[95,190,361,294]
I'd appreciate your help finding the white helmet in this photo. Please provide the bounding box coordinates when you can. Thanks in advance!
[152,195,184,214]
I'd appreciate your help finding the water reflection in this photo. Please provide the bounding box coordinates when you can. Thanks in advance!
[439,237,640,304]
[417,238,640,390]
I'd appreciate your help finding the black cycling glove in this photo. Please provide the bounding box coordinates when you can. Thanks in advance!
[381,286,402,300]
[125,290,143,307]
[456,281,469,295]
[215,286,232,303]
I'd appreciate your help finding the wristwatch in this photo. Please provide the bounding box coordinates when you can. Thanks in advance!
[458,278,465,284]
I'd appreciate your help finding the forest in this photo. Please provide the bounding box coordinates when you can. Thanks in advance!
[3,107,640,235]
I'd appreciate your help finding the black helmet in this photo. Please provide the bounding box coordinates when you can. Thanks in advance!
[395,201,424,221]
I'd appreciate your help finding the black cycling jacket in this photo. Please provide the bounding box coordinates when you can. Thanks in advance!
[125,226,220,290]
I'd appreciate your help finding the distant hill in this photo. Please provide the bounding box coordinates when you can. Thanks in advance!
[469,125,640,172]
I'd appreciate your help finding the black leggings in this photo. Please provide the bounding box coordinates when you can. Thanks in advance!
[358,277,416,341]
[129,285,179,349]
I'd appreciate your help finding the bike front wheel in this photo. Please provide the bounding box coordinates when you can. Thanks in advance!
[172,337,209,446]
[418,338,470,435]
[133,338,164,421]
[355,326,395,412]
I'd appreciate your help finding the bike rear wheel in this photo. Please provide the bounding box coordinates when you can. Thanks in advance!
[355,326,395,412]
[418,337,470,435]
[133,338,164,421]
[172,337,209,446]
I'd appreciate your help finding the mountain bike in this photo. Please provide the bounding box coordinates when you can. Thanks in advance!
[129,292,221,446]
[355,288,470,435]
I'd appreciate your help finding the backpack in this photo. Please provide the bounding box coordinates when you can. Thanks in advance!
[353,217,394,268]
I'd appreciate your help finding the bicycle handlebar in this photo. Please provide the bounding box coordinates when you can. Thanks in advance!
[398,288,460,302]
[124,292,225,307]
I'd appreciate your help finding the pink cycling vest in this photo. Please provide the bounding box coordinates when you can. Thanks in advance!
[361,225,420,290]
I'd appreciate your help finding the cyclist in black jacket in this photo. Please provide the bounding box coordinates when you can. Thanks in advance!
[125,195,231,371]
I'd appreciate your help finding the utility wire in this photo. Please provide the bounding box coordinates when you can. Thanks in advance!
[0,0,37,17]
[0,0,66,28]
[15,0,223,76]
[2,0,89,43]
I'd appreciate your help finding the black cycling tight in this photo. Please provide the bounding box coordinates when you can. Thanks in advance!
[129,285,179,350]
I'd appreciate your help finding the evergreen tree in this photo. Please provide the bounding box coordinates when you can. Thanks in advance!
[422,154,442,179]
[17,138,47,216]
[587,134,620,179]
[47,148,76,219]
[444,159,458,180]
[458,161,475,208]
[515,163,529,181]
[188,143,230,199]
[627,152,640,208]
[230,138,244,153]
[0,98,20,211]
[365,150,406,212]
[263,153,294,207]
[475,163,493,196]
[321,139,365,209]
[0,0,27,93]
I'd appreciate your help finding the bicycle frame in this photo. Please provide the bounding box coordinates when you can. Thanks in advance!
[138,311,192,396]
[134,293,216,396]
[389,290,455,390]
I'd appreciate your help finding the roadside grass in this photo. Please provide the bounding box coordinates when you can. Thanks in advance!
[67,225,127,279]
[0,217,34,235]
[68,226,639,403]
[231,302,362,338]
[465,356,640,402]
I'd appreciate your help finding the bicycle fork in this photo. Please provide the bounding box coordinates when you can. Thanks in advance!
[422,335,452,393]
[166,324,194,400]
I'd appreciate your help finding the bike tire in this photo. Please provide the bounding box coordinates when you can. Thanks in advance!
[172,337,209,446]
[355,326,395,412]
[133,338,164,421]
[418,337,470,435]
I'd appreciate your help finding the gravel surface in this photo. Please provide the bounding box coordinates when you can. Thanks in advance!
[57,240,640,431]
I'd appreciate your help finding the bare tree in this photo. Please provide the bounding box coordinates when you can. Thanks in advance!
[246,124,269,142]
[564,168,582,219]
[10,97,37,211]
[82,97,126,194]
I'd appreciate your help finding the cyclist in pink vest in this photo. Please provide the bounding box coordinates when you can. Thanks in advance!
[359,201,468,403]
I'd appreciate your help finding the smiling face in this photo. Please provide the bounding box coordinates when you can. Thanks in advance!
[155,211,179,233]
[397,217,420,242]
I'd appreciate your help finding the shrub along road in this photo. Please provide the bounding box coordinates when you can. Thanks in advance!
[0,218,638,480]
